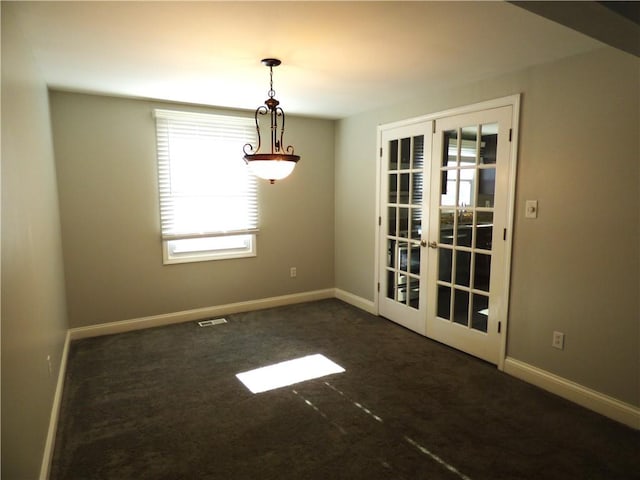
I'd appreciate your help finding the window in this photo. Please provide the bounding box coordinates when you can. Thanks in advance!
[154,109,258,264]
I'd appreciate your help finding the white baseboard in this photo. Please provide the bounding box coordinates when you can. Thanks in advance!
[334,288,377,314]
[504,357,640,430]
[69,289,335,340]
[39,331,71,480]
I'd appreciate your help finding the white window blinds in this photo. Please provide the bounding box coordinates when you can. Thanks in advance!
[154,109,258,241]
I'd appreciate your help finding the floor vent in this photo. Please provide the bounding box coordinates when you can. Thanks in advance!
[197,318,228,327]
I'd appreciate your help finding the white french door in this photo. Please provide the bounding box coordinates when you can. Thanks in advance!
[378,101,516,365]
[425,106,512,364]
[378,121,433,335]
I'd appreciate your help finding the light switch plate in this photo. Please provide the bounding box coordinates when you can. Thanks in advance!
[525,200,538,219]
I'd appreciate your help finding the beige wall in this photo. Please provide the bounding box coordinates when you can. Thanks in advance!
[49,92,335,328]
[335,47,640,407]
[1,4,70,478]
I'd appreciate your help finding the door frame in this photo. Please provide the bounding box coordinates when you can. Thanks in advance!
[374,94,521,371]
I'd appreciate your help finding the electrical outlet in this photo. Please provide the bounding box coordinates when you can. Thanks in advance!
[552,331,565,350]
[290,267,297,278]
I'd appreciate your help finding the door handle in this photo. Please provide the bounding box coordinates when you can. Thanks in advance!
[420,240,438,249]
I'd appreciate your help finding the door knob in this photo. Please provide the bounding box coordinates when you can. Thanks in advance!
[420,240,427,247]
[428,241,438,249]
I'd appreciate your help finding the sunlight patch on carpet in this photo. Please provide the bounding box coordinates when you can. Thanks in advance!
[236,354,345,393]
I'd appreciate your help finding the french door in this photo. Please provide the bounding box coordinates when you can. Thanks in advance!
[378,103,515,365]
[378,121,433,335]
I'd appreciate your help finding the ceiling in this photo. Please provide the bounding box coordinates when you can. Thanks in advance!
[9,1,628,119]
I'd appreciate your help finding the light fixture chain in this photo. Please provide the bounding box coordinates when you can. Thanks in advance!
[268,65,275,99]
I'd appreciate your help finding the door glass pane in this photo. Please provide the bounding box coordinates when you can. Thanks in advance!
[387,207,397,236]
[438,248,452,283]
[474,253,491,292]
[399,208,409,238]
[412,173,423,204]
[455,250,471,287]
[410,208,421,240]
[479,124,497,165]
[460,125,478,166]
[399,173,410,203]
[457,211,473,247]
[387,239,396,268]
[440,169,457,206]
[410,245,421,275]
[443,130,458,167]
[386,270,395,300]
[453,289,469,326]
[389,140,398,170]
[439,210,455,244]
[398,242,408,272]
[388,174,398,204]
[398,274,407,302]
[408,277,419,309]
[476,212,493,250]
[400,137,411,169]
[437,286,451,320]
[478,167,495,207]
[458,167,476,207]
[441,130,458,211]
[472,294,489,332]
[413,135,424,169]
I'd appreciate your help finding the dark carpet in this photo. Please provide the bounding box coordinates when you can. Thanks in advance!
[51,299,639,480]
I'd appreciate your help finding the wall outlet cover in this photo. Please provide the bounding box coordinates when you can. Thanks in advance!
[552,331,565,350]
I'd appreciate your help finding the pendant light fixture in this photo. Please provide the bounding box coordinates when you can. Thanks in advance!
[243,58,300,184]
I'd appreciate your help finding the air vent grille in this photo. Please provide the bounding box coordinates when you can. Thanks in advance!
[197,318,228,327]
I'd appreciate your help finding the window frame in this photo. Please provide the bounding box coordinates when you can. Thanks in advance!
[154,108,258,264]
[162,234,256,265]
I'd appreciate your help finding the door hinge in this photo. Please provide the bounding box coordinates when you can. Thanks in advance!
[503,228,507,241]
[377,282,380,292]
[379,147,383,157]
[508,128,512,142]
[378,216,382,226]
[498,321,502,333]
